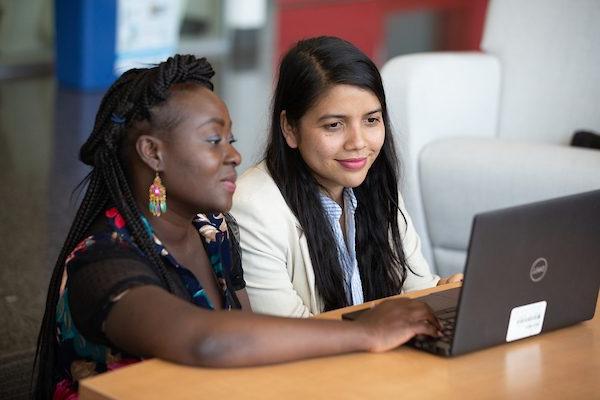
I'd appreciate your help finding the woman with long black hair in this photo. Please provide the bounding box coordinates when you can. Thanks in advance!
[231,36,461,317]
[34,54,442,399]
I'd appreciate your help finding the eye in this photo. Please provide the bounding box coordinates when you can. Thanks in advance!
[324,121,343,131]
[366,116,381,125]
[206,136,222,144]
[228,134,237,144]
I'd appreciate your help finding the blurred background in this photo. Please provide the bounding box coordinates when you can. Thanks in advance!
[0,0,488,365]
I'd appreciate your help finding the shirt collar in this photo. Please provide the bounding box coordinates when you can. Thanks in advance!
[319,188,358,220]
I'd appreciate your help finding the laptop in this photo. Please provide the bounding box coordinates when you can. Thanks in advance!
[343,189,600,356]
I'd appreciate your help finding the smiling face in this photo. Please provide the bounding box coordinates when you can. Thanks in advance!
[282,84,385,202]
[146,85,241,215]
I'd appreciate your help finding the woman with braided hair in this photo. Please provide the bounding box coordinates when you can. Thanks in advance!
[34,54,442,399]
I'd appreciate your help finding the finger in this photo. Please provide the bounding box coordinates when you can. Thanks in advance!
[418,302,442,331]
[439,273,463,284]
[379,299,442,331]
[411,319,441,338]
[406,303,442,331]
[418,311,442,331]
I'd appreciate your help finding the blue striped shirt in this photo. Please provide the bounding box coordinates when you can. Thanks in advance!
[319,188,364,305]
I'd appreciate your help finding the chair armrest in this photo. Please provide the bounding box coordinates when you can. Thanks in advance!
[381,52,501,271]
[419,137,600,275]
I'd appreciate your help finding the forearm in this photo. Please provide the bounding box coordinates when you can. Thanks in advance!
[191,311,370,367]
[190,297,441,365]
[106,286,370,368]
[106,286,433,368]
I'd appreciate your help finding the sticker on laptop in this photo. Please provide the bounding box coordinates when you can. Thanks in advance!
[506,301,547,342]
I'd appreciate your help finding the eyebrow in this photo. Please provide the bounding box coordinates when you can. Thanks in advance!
[197,117,227,128]
[317,108,383,122]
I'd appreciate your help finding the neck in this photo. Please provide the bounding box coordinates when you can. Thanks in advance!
[132,166,199,246]
[322,187,344,207]
[137,197,197,246]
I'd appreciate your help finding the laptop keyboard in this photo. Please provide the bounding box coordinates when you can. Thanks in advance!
[409,307,457,354]
[340,289,461,356]
[435,307,457,343]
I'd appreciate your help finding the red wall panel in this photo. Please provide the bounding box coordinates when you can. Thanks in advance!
[276,0,489,65]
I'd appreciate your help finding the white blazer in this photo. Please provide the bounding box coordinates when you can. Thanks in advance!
[231,162,440,317]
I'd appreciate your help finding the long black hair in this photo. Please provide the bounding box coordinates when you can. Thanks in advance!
[265,36,414,311]
[33,55,215,399]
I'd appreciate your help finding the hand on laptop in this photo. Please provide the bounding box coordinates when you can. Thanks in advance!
[354,298,442,352]
[437,273,463,286]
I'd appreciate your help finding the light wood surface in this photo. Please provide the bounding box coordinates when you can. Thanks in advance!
[80,284,600,400]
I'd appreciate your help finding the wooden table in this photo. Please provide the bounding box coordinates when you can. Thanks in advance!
[80,284,600,399]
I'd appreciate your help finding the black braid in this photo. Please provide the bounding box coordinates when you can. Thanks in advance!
[32,169,107,399]
[34,55,215,399]
[101,149,178,291]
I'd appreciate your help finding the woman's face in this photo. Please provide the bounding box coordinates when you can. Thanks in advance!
[158,86,241,214]
[283,84,386,201]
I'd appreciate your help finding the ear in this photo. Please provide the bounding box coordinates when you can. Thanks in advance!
[280,110,299,149]
[135,135,164,171]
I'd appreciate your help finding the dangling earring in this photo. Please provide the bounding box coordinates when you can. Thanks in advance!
[149,171,167,216]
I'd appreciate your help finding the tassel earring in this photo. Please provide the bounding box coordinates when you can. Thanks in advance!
[149,171,167,216]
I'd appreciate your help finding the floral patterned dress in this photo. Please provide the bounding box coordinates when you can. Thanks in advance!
[53,208,244,399]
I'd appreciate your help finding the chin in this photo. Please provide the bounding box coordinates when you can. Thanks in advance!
[344,175,369,188]
[216,199,233,213]
[209,192,234,212]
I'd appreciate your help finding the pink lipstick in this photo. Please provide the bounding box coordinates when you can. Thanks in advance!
[337,157,367,170]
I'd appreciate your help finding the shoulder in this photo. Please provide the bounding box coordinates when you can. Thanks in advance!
[231,162,300,242]
[235,162,281,200]
[66,225,141,270]
[64,209,164,295]
[64,230,161,297]
[233,162,295,219]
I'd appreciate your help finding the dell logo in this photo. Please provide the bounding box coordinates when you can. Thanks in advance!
[530,258,548,282]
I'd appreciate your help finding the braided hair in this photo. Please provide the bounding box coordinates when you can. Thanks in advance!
[33,55,215,399]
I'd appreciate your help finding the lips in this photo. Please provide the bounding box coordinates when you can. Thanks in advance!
[221,174,237,193]
[337,157,367,170]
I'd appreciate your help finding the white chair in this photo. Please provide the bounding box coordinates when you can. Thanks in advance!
[382,0,600,276]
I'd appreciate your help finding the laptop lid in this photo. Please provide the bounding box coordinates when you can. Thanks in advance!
[451,189,600,355]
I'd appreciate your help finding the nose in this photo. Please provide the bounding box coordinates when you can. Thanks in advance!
[226,142,242,167]
[344,123,367,151]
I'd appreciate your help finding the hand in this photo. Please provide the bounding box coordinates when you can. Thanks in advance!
[354,298,442,353]
[437,273,463,286]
